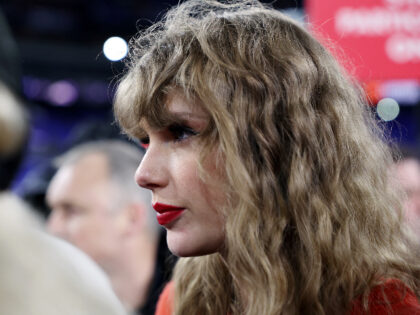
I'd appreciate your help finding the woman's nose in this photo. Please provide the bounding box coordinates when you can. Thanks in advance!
[135,146,167,190]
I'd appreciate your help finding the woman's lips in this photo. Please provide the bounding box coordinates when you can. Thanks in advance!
[153,202,185,226]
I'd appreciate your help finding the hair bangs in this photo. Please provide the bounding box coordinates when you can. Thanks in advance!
[115,22,221,141]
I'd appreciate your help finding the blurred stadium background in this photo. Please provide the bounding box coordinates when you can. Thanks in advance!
[0,0,419,213]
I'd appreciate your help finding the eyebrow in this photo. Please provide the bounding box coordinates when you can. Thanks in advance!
[143,109,208,127]
[168,111,209,121]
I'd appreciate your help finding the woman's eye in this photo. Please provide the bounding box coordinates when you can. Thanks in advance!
[168,124,198,142]
[139,137,150,149]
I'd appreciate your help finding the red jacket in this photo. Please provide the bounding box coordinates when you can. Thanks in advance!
[156,280,420,314]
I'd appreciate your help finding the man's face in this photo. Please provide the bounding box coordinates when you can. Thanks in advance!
[394,158,420,241]
[46,153,123,269]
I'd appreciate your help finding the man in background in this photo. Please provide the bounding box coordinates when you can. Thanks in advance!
[394,151,420,243]
[46,140,175,315]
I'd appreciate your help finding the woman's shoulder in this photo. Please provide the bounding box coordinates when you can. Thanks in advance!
[155,281,175,315]
[349,279,420,315]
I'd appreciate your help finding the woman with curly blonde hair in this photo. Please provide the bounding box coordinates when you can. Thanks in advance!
[114,1,420,314]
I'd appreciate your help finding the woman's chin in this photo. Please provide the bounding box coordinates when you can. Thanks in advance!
[166,231,222,257]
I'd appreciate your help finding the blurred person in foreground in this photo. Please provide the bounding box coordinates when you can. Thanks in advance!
[394,150,420,243]
[0,192,128,315]
[0,10,127,315]
[114,0,420,314]
[46,140,175,315]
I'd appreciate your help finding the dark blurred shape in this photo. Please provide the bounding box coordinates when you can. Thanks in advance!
[18,160,56,217]
[69,118,132,146]
[0,7,28,191]
[0,142,27,191]
[0,9,21,95]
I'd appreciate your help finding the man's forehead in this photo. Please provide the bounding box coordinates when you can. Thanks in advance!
[53,154,110,186]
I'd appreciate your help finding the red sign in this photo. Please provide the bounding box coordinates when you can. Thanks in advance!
[306,0,420,81]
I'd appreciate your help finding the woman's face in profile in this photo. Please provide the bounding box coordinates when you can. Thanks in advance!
[135,90,226,257]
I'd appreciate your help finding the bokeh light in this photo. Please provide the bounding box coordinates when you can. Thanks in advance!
[103,36,128,61]
[46,80,78,106]
[376,98,400,121]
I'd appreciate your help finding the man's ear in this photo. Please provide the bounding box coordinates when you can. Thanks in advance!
[117,203,146,237]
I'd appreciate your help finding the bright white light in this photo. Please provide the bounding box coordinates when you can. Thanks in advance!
[376,98,400,122]
[103,36,128,61]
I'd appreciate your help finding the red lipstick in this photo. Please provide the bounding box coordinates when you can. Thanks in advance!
[153,202,185,226]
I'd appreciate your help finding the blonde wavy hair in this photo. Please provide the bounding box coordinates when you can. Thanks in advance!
[114,1,420,314]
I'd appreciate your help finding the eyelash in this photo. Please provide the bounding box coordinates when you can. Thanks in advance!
[168,124,198,142]
[139,124,198,149]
